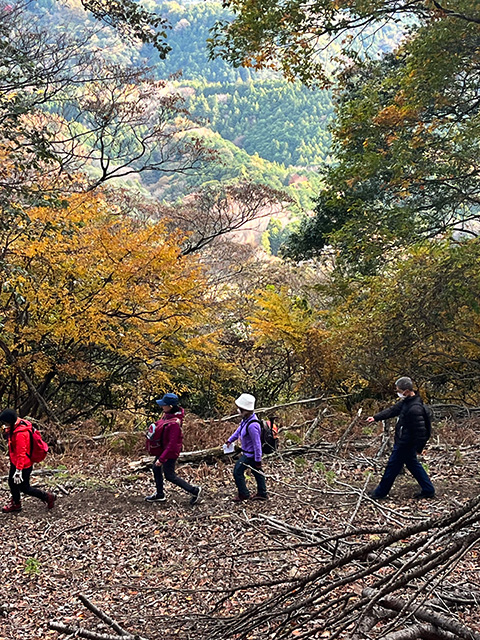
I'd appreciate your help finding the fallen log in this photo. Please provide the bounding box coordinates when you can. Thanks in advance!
[363,590,480,640]
[379,623,456,640]
[128,445,240,470]
[49,622,138,640]
[0,468,65,481]
[128,442,338,471]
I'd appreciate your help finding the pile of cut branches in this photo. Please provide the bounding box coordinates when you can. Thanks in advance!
[192,496,480,640]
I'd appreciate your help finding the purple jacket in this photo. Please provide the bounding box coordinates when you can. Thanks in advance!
[156,407,184,463]
[228,413,262,462]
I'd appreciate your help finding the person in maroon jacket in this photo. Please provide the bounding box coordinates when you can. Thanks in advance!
[1,408,56,513]
[145,394,202,506]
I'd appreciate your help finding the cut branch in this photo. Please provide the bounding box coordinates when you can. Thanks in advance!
[77,594,131,637]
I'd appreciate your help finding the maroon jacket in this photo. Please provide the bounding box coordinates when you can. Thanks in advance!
[154,407,184,464]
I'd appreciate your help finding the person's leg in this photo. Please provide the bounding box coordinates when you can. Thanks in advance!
[145,457,166,501]
[233,454,250,498]
[7,464,21,505]
[153,458,165,495]
[20,467,49,502]
[244,457,267,497]
[404,449,435,496]
[372,445,407,497]
[163,459,197,495]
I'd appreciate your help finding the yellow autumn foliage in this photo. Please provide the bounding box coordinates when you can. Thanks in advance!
[0,191,218,415]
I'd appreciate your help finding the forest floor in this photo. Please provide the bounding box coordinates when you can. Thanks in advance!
[1,420,480,640]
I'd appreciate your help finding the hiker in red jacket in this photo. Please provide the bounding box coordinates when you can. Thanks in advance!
[145,394,202,506]
[0,408,56,513]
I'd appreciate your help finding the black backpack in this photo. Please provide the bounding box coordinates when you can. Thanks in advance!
[423,405,433,441]
[246,417,279,455]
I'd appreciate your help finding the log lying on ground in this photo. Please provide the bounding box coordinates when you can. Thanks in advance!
[49,622,139,640]
[0,468,65,481]
[363,589,480,640]
[379,623,456,640]
[128,442,338,471]
[128,446,236,470]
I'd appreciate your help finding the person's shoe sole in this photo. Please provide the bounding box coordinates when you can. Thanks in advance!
[250,495,268,501]
[413,493,435,499]
[190,486,202,505]
[232,496,249,502]
[145,495,167,503]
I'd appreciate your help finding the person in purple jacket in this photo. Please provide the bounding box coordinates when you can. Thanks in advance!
[145,393,202,506]
[225,393,268,502]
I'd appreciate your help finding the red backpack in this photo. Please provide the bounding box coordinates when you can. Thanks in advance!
[145,421,165,456]
[21,420,49,463]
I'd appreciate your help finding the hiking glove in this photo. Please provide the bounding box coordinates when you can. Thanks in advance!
[253,461,262,470]
[13,469,22,484]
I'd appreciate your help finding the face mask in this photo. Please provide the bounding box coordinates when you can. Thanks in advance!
[397,391,405,398]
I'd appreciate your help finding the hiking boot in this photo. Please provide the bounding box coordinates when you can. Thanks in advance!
[145,493,166,503]
[413,491,435,499]
[367,490,388,500]
[250,494,268,501]
[232,494,249,502]
[45,492,56,510]
[2,499,22,513]
[190,486,202,506]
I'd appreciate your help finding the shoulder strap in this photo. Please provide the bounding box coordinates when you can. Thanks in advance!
[27,424,34,459]
[245,416,262,436]
[422,405,432,439]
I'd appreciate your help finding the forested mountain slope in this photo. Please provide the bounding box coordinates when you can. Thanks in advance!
[30,0,333,210]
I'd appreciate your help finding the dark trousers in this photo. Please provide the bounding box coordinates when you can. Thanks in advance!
[233,454,267,498]
[374,444,435,497]
[9,464,47,504]
[153,458,196,496]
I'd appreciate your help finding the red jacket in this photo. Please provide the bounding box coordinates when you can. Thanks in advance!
[155,407,184,464]
[7,418,33,470]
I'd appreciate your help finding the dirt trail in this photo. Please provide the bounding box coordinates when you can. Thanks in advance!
[1,444,479,640]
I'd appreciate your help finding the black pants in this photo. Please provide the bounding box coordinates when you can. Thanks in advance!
[9,464,48,504]
[153,458,196,496]
[373,444,435,497]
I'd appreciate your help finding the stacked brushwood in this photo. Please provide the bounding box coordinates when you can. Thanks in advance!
[184,496,480,640]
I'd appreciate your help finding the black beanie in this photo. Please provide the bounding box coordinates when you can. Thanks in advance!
[0,409,17,426]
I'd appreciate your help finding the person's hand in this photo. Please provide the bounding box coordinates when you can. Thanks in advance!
[154,460,163,467]
[366,416,375,424]
[13,469,22,484]
[253,461,262,470]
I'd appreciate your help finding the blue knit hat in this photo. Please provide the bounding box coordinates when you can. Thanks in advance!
[156,393,179,407]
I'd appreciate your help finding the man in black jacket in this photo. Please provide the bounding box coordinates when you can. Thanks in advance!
[366,377,435,500]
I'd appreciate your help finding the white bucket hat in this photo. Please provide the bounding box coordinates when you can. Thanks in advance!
[235,393,256,412]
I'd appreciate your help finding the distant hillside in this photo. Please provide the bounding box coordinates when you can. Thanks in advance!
[148,2,334,167]
[183,79,333,167]
[147,129,324,212]
[25,0,401,243]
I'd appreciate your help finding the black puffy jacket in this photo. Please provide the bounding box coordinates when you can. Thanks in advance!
[374,394,431,450]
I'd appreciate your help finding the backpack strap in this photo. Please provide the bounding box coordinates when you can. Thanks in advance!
[243,417,262,457]
[422,406,432,440]
[244,416,262,438]
[26,424,35,460]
